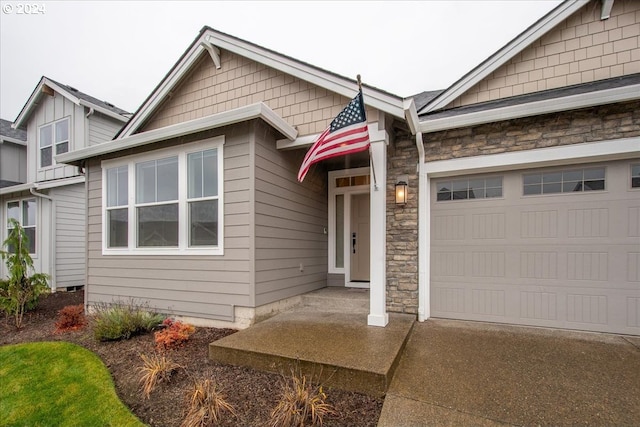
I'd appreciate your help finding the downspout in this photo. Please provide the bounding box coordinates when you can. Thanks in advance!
[30,186,56,292]
[404,99,429,322]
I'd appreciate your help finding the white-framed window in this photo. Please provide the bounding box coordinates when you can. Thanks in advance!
[523,167,605,195]
[101,136,224,255]
[6,198,37,254]
[436,176,503,201]
[632,164,640,189]
[39,117,70,168]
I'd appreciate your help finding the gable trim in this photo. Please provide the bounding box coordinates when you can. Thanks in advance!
[418,0,589,115]
[118,27,404,138]
[13,77,128,129]
[56,102,297,165]
[418,82,640,133]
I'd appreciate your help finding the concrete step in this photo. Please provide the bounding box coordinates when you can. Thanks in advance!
[209,311,415,397]
[299,287,370,314]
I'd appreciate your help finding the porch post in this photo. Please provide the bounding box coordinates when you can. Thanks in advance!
[368,134,388,327]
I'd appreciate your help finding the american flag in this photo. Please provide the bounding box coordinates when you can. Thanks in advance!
[297,90,370,182]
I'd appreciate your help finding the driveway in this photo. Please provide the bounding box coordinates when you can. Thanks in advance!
[378,319,640,426]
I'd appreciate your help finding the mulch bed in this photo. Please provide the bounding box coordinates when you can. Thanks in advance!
[0,290,383,426]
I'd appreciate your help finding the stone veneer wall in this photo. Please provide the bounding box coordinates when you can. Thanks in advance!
[386,135,419,314]
[384,99,640,315]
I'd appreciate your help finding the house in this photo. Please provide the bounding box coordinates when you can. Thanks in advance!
[0,118,27,188]
[0,77,130,291]
[58,0,639,335]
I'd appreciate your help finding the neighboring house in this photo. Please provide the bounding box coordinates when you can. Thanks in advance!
[0,77,130,291]
[59,0,639,335]
[0,118,27,188]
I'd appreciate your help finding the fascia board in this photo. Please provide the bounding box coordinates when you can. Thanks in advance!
[78,100,128,122]
[419,0,588,115]
[0,136,27,146]
[120,30,404,138]
[57,102,296,164]
[419,84,640,134]
[424,137,640,178]
[0,182,34,196]
[206,30,404,118]
[119,43,207,137]
[403,98,419,135]
[34,175,85,190]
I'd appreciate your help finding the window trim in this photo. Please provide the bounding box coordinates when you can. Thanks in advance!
[38,117,70,170]
[435,175,504,202]
[5,198,38,256]
[101,136,224,256]
[522,166,606,196]
[631,163,640,190]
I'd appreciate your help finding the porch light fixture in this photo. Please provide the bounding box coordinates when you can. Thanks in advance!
[395,179,408,205]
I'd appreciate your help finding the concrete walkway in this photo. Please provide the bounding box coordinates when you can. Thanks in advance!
[378,319,640,426]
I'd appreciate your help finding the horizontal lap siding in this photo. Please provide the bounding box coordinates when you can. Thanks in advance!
[88,113,123,146]
[51,183,86,288]
[253,121,327,306]
[85,126,252,321]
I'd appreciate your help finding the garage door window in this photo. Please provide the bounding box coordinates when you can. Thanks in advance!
[632,164,640,188]
[437,177,503,201]
[523,167,605,195]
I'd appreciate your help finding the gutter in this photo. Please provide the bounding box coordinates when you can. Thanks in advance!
[30,186,56,292]
[404,99,429,322]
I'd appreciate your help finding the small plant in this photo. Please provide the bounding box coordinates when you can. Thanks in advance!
[269,369,335,427]
[0,219,49,329]
[92,301,164,341]
[54,304,86,333]
[181,377,236,427]
[138,352,183,399]
[155,318,196,350]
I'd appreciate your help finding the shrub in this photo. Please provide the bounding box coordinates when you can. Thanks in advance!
[0,219,49,329]
[92,301,164,341]
[155,318,196,350]
[181,377,236,427]
[269,369,335,427]
[138,353,183,399]
[54,304,86,333]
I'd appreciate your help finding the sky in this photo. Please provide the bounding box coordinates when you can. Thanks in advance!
[0,0,564,121]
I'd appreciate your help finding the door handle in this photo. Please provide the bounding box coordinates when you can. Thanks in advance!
[352,232,356,254]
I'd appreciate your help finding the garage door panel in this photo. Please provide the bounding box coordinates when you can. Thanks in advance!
[430,160,640,335]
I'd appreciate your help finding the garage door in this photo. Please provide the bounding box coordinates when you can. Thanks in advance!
[430,159,640,335]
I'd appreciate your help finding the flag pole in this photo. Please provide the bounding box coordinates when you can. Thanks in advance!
[358,74,379,191]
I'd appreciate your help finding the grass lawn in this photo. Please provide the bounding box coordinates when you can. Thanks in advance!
[0,341,144,427]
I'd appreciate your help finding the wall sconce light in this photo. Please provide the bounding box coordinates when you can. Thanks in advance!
[395,177,408,206]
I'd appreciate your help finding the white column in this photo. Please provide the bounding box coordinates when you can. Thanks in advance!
[368,138,388,327]
[418,164,430,321]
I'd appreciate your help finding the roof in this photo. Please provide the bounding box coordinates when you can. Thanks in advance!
[13,76,131,129]
[116,26,405,139]
[0,118,26,144]
[420,74,640,121]
[418,0,589,115]
[57,102,297,166]
[412,90,445,112]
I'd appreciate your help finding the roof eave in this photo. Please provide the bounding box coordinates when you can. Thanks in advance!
[418,0,589,115]
[118,28,404,138]
[418,83,640,134]
[56,102,297,166]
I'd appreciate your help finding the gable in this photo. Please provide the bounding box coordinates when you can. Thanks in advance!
[447,0,639,109]
[139,49,380,138]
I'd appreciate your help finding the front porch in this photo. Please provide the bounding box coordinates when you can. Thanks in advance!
[209,288,414,397]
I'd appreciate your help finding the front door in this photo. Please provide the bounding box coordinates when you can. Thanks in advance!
[350,193,370,283]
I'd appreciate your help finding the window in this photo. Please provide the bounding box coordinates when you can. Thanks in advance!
[523,167,605,195]
[102,137,223,254]
[39,118,69,168]
[632,164,640,189]
[436,177,503,201]
[6,199,37,254]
